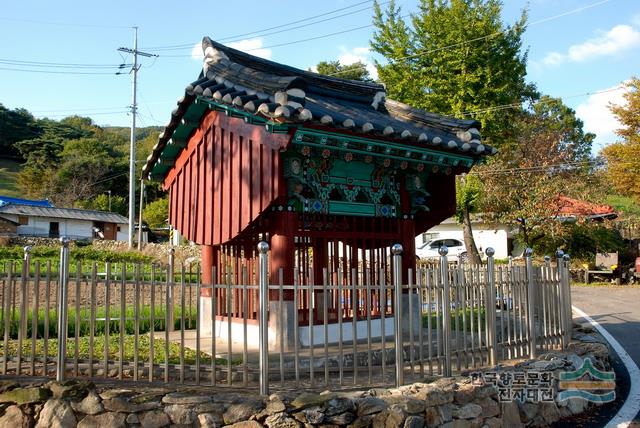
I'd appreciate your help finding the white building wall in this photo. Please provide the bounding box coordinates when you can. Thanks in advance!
[3,213,128,241]
[415,219,519,259]
[116,226,129,241]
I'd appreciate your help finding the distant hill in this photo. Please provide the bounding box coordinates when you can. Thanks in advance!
[103,126,163,142]
[0,158,21,197]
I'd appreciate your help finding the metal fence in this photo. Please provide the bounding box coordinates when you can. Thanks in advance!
[0,239,572,393]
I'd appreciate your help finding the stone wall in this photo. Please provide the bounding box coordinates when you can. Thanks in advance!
[0,323,612,428]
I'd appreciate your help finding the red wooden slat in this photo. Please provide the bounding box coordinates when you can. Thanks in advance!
[186,156,194,240]
[231,132,241,236]
[213,125,222,244]
[261,145,272,210]
[197,139,206,244]
[204,128,214,245]
[251,139,261,219]
[221,129,231,243]
[240,135,251,232]
[176,170,185,235]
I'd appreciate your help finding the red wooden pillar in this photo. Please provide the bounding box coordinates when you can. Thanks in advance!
[312,238,327,287]
[269,210,297,300]
[200,244,218,296]
[400,218,416,283]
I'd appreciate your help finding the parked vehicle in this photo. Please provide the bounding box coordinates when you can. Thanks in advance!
[416,238,468,261]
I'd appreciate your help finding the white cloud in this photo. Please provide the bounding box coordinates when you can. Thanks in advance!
[227,38,272,60]
[543,24,640,66]
[575,83,628,153]
[191,42,203,60]
[191,38,272,61]
[337,46,378,80]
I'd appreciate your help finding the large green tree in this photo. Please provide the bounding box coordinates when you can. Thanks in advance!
[314,60,373,82]
[371,0,537,145]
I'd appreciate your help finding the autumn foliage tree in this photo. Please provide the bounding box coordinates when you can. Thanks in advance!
[602,78,640,204]
[478,97,595,247]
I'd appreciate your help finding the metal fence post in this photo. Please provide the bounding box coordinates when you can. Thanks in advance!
[439,245,452,377]
[258,241,270,396]
[17,246,32,374]
[524,248,537,359]
[56,237,70,381]
[562,254,572,347]
[485,248,498,366]
[391,243,403,387]
[555,250,566,349]
[167,248,175,332]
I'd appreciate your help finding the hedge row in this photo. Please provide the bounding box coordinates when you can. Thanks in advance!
[0,245,152,263]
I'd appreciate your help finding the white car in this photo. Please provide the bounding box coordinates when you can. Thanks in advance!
[416,238,468,261]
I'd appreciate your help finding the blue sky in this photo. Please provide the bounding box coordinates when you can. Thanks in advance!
[0,0,638,154]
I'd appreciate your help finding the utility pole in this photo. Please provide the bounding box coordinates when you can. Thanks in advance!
[118,27,157,249]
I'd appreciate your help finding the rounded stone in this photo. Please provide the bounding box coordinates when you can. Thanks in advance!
[161,392,212,405]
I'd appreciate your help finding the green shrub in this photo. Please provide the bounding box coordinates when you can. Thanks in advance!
[534,223,627,262]
[0,245,152,264]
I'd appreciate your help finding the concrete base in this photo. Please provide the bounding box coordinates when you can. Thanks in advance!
[198,294,423,351]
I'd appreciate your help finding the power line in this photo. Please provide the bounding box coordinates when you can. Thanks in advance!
[152,3,388,52]
[458,86,625,117]
[0,66,124,75]
[160,22,377,58]
[34,111,130,118]
[30,106,131,113]
[324,0,615,78]
[0,16,130,29]
[0,59,131,69]
[141,0,379,51]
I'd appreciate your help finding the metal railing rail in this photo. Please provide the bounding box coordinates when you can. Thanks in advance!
[0,240,572,392]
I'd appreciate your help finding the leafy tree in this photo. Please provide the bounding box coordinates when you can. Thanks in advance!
[79,194,127,216]
[371,0,537,145]
[602,78,640,203]
[0,104,41,159]
[534,223,626,262]
[478,97,595,247]
[315,60,373,82]
[143,197,169,228]
[455,174,482,263]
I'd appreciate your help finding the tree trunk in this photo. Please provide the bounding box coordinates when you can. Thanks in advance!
[461,206,482,265]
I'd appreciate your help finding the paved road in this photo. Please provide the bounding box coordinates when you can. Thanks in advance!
[572,285,640,365]
[571,285,640,426]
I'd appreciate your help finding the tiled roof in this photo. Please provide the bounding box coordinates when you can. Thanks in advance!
[0,196,53,208]
[143,37,495,179]
[556,196,617,218]
[0,204,128,224]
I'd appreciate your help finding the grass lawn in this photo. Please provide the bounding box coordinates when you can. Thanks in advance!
[0,334,230,366]
[423,307,486,331]
[0,305,198,340]
[0,158,21,198]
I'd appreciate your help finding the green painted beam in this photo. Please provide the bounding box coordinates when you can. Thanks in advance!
[293,129,476,167]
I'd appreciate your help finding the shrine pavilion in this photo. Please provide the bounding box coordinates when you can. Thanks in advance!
[142,37,494,346]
